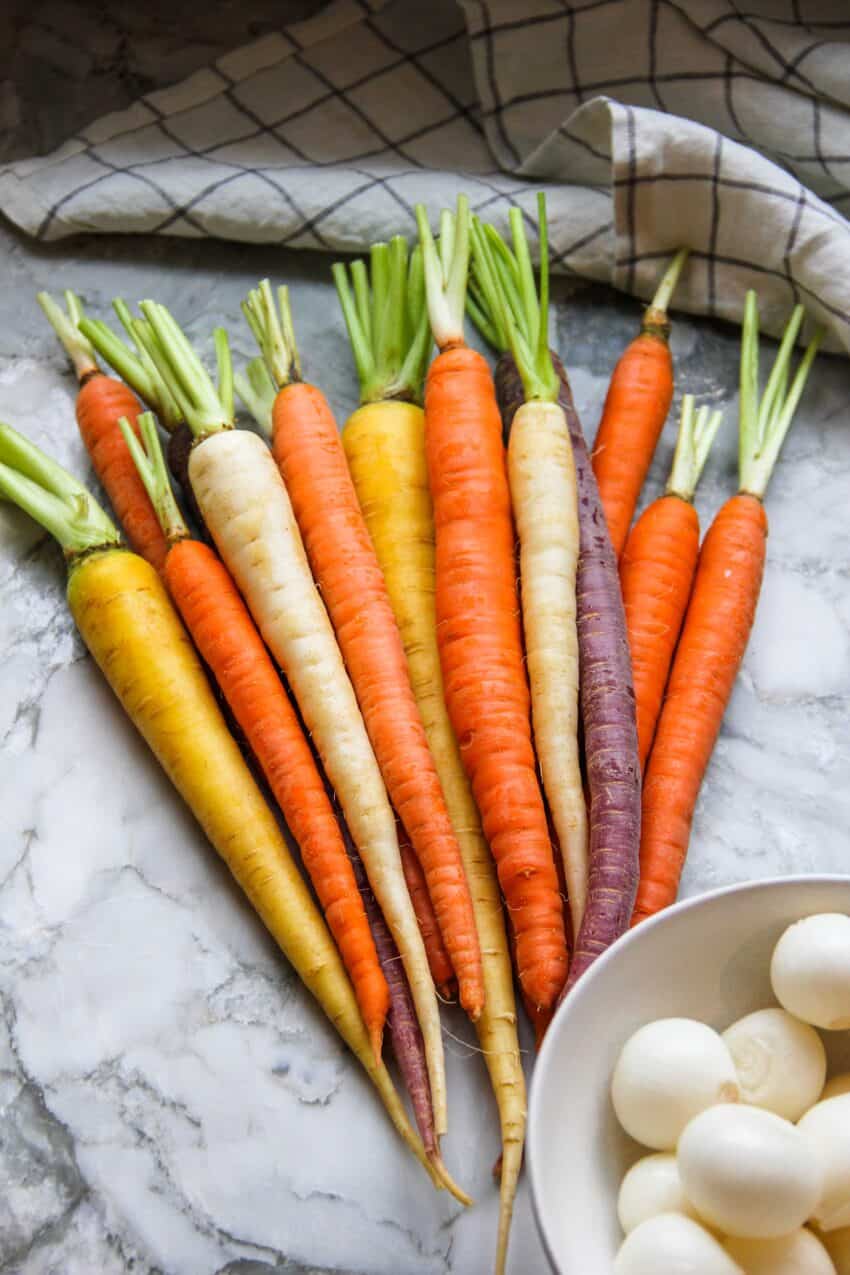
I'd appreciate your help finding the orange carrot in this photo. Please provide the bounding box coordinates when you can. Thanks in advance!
[241,279,485,1024]
[119,412,390,1058]
[620,396,723,770]
[398,828,456,1001]
[592,251,689,558]
[38,292,169,573]
[416,197,568,1014]
[633,297,821,923]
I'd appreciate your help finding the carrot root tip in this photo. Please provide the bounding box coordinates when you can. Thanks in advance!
[369,1027,384,1067]
[430,1154,474,1208]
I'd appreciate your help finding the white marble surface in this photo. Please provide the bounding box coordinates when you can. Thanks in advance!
[0,216,849,1275]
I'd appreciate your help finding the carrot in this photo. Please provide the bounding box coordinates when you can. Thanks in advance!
[620,395,724,770]
[79,302,208,540]
[333,238,525,1275]
[128,306,450,1141]
[591,250,690,558]
[240,274,484,1025]
[470,195,588,944]
[470,227,640,998]
[416,196,568,1015]
[633,296,822,923]
[37,290,169,572]
[0,421,440,1184]
[119,410,390,1061]
[340,819,470,1203]
[344,828,436,1155]
[398,830,456,1000]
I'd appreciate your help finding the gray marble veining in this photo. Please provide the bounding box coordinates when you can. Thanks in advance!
[1,6,849,1271]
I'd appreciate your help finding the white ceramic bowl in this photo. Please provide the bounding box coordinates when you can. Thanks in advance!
[528,875,850,1274]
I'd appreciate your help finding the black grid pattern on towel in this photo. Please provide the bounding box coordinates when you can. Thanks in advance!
[1,0,849,348]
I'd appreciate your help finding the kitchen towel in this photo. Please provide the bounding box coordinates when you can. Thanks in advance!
[1,0,849,350]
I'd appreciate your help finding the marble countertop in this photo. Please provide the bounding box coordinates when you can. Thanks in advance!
[1,217,849,1275]
[2,8,850,1270]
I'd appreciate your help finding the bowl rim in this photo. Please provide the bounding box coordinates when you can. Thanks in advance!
[526,872,850,1275]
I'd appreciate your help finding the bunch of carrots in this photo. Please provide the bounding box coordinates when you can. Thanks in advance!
[0,194,820,1275]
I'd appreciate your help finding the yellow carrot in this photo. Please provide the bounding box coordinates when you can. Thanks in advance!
[0,421,446,1190]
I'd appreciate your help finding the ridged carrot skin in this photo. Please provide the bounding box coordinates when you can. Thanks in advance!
[496,351,640,997]
[508,398,587,940]
[77,372,169,571]
[620,495,701,770]
[187,427,447,1136]
[425,345,568,1013]
[66,546,430,1166]
[163,536,390,1057]
[398,830,455,999]
[270,380,484,1022]
[344,831,436,1156]
[633,494,767,923]
[592,314,674,559]
[343,397,525,1275]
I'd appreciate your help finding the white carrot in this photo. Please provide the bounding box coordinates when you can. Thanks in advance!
[132,303,449,1136]
[510,401,585,932]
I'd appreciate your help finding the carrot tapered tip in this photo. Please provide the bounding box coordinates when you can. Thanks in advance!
[459,985,484,1022]
[430,1154,474,1208]
[369,1025,384,1068]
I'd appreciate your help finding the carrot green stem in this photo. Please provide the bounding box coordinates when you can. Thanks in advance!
[465,288,500,352]
[137,302,233,439]
[415,195,470,351]
[241,280,301,390]
[649,248,690,315]
[77,311,179,436]
[407,244,425,333]
[509,208,540,355]
[333,235,432,404]
[370,243,390,366]
[0,421,118,555]
[80,315,151,396]
[666,395,724,501]
[118,411,188,543]
[116,300,185,432]
[351,259,372,349]
[38,290,99,380]
[215,328,234,424]
[467,228,511,353]
[466,221,532,358]
[756,304,804,441]
[738,291,822,499]
[234,356,277,436]
[470,194,558,403]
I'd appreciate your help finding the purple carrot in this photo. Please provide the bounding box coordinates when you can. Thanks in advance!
[343,827,437,1156]
[495,350,640,999]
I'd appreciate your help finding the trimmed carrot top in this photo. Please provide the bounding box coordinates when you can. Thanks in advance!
[469,193,559,405]
[738,292,822,499]
[642,249,690,337]
[77,302,184,432]
[241,279,301,393]
[666,396,724,502]
[333,237,432,405]
[37,291,100,381]
[414,194,471,352]
[117,411,189,544]
[134,303,235,440]
[0,421,119,556]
